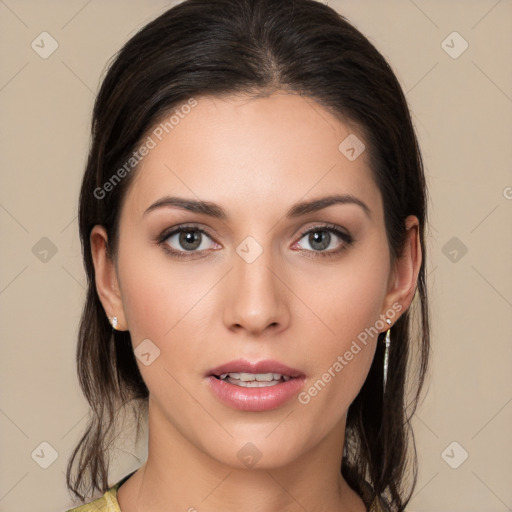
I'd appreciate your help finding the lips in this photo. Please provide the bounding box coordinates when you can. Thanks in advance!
[206,359,306,412]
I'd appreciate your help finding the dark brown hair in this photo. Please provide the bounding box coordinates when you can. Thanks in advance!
[67,1,430,510]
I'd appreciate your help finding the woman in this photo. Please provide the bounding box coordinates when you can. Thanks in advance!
[66,0,430,510]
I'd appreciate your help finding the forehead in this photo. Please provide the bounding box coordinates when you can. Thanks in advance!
[123,92,381,221]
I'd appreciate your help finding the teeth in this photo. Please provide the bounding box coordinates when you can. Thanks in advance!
[229,379,279,387]
[217,372,293,385]
[240,372,273,382]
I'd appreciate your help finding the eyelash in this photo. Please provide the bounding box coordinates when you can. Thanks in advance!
[156,223,354,260]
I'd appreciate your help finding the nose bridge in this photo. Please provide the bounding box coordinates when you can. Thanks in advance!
[224,234,289,334]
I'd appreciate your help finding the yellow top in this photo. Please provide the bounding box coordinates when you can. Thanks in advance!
[66,471,387,512]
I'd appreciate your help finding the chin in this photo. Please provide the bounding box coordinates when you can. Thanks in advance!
[197,429,313,471]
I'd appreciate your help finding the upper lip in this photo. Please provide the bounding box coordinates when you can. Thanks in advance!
[207,359,305,378]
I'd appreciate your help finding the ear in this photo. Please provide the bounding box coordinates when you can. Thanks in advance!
[381,215,422,321]
[90,225,128,331]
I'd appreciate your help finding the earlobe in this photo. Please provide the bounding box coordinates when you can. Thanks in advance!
[383,215,422,318]
[90,225,128,331]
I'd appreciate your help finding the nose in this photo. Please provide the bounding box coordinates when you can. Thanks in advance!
[223,243,291,337]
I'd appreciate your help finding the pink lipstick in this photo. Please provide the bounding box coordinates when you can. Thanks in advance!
[206,359,306,412]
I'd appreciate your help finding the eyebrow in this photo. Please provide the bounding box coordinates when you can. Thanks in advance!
[143,194,371,220]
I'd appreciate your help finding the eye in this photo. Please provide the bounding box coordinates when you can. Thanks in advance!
[293,224,354,258]
[156,223,354,260]
[157,225,219,258]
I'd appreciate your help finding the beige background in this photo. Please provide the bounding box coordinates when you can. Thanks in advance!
[0,0,511,510]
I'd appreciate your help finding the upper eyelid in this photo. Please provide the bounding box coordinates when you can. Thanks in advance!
[297,223,350,238]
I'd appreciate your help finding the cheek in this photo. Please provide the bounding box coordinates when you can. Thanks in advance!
[116,242,220,391]
[303,251,389,347]
[293,252,389,413]
[117,238,205,342]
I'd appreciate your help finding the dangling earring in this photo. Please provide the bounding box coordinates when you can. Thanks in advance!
[383,318,392,393]
[108,316,118,330]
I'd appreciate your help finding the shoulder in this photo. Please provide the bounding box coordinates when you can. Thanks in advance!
[65,489,119,512]
[65,470,136,512]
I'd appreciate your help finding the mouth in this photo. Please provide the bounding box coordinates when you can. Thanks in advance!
[206,359,306,411]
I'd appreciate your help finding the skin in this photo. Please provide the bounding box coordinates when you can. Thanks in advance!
[91,91,421,512]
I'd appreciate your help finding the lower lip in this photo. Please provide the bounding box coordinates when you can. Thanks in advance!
[206,376,306,412]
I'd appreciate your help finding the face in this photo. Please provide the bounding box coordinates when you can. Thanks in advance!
[100,92,402,470]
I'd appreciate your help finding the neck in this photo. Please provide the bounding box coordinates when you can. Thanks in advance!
[118,398,366,512]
